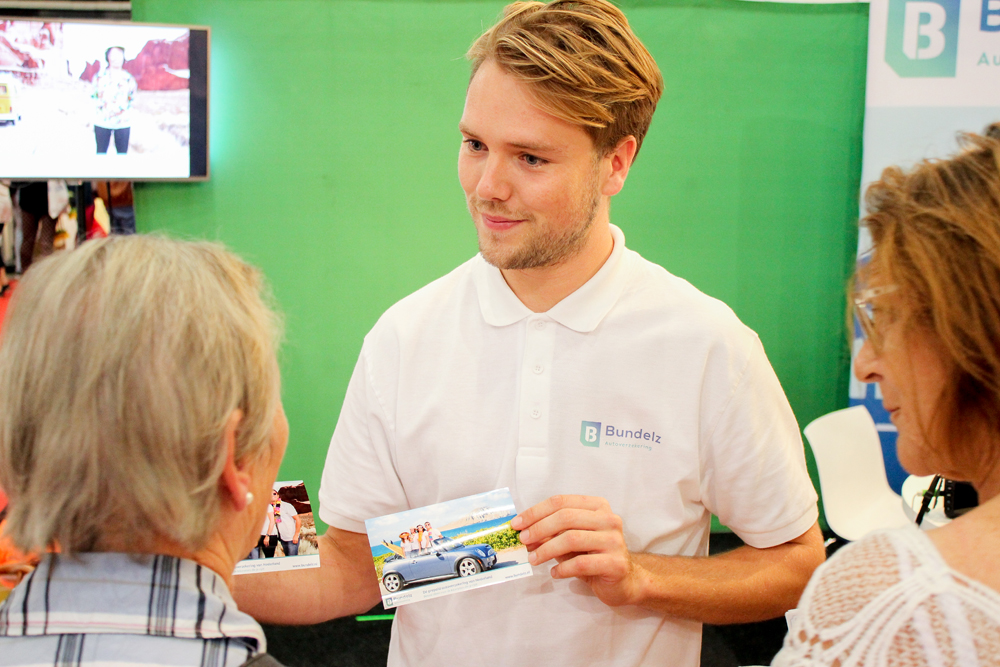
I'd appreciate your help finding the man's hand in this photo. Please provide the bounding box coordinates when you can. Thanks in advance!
[511,494,643,607]
[513,496,825,624]
[263,535,269,546]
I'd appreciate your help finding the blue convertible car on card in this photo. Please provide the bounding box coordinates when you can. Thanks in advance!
[382,537,497,592]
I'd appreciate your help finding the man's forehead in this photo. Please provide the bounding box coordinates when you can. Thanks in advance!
[460,60,590,156]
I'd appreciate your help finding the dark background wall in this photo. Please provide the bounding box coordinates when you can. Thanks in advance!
[130,0,870,530]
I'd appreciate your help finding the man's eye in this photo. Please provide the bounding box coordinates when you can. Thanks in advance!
[465,139,485,152]
[523,154,545,166]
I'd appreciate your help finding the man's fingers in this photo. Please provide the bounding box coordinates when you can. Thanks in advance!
[512,494,611,531]
[527,528,626,565]
[550,553,630,581]
[519,506,622,546]
[522,533,555,552]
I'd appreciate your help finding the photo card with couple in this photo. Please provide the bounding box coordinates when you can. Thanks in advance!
[234,480,321,575]
[365,488,533,609]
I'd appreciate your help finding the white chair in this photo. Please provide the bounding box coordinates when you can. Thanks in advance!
[803,405,912,541]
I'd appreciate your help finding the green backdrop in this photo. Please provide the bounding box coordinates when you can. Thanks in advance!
[130,0,869,531]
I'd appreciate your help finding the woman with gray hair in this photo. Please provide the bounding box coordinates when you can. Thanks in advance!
[0,235,288,667]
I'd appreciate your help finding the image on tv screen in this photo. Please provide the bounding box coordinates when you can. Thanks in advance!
[0,20,207,180]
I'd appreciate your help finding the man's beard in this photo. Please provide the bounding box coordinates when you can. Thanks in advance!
[470,180,602,271]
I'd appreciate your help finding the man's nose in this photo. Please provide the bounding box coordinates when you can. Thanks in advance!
[476,155,512,202]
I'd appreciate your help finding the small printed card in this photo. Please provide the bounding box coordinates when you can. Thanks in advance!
[365,488,533,608]
[234,480,321,575]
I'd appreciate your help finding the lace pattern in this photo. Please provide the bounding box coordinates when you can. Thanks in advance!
[772,526,1000,666]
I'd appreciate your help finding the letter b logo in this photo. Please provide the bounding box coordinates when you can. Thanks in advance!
[580,421,601,447]
[983,0,1000,31]
[886,0,959,77]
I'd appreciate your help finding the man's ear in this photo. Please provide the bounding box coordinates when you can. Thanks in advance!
[601,135,638,197]
[219,409,252,511]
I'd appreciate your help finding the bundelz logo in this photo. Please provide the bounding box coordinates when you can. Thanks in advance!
[580,421,659,451]
[885,0,960,77]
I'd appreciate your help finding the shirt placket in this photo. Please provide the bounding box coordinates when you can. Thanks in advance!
[514,315,556,508]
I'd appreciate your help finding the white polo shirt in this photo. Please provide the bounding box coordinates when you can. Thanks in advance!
[319,224,818,667]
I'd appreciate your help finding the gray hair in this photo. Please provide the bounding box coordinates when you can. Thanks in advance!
[0,235,283,554]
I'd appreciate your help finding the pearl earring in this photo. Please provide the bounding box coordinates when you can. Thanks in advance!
[245,491,254,506]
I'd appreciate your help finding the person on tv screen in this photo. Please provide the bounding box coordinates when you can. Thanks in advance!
[234,2,823,664]
[772,126,1000,667]
[0,235,288,665]
[92,46,137,155]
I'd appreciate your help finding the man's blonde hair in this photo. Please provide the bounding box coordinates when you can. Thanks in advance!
[0,235,282,554]
[467,0,663,158]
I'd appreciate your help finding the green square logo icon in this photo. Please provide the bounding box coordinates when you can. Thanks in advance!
[886,0,960,77]
[580,421,601,447]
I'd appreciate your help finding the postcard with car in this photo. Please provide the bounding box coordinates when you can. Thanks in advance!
[234,480,321,575]
[365,488,534,608]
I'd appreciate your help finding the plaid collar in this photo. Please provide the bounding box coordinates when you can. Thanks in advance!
[0,552,265,651]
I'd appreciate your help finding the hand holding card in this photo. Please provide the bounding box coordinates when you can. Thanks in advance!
[513,494,643,608]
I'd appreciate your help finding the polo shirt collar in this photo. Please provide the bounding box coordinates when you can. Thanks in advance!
[473,224,630,333]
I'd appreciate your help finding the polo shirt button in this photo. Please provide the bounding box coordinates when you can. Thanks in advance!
[534,321,545,330]
[531,409,540,419]
[533,365,543,374]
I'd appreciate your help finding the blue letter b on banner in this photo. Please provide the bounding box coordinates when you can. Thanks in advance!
[984,0,1000,31]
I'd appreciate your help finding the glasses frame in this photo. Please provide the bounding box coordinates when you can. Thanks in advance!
[853,284,898,340]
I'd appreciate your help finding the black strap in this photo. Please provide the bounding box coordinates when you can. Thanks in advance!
[915,475,943,526]
[240,653,285,667]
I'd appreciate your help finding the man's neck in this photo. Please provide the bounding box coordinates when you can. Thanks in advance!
[501,222,614,313]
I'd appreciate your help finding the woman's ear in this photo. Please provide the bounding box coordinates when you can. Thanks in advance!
[219,409,252,511]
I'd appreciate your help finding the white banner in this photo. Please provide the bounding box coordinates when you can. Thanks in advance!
[852,0,1000,491]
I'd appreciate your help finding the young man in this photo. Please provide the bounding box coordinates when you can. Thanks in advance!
[423,522,443,543]
[235,2,823,664]
[271,488,301,557]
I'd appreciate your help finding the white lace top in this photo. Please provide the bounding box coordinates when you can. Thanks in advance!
[772,526,1000,666]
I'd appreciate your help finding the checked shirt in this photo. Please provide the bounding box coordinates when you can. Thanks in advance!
[0,552,267,667]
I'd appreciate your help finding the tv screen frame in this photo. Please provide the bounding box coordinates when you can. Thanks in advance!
[0,18,210,181]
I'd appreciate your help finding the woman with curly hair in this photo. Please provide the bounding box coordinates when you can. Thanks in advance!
[774,126,1000,666]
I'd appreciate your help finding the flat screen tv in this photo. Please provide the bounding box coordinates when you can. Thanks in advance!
[0,19,209,180]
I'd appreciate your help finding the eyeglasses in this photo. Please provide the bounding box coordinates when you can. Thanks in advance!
[853,284,898,339]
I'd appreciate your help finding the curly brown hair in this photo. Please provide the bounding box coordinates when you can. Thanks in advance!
[860,123,1000,466]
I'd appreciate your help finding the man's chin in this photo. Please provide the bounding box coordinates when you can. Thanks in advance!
[479,244,561,271]
[478,244,517,270]
[476,230,516,269]
[479,243,528,270]
[476,227,585,271]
